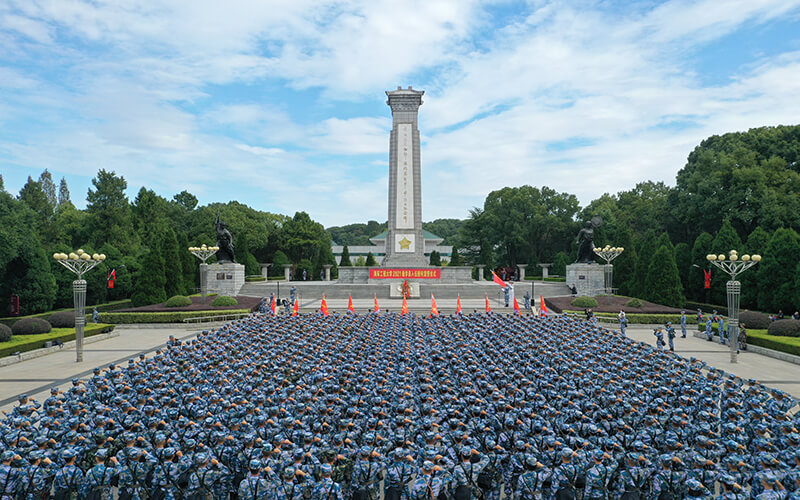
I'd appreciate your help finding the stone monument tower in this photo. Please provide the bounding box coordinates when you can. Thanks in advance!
[382,86,427,267]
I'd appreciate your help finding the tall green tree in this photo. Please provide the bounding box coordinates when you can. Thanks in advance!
[86,170,136,249]
[58,178,72,207]
[757,228,800,313]
[448,247,463,266]
[741,226,770,308]
[131,236,167,307]
[173,190,198,211]
[674,242,692,299]
[161,227,183,298]
[365,252,378,267]
[628,229,657,298]
[339,245,352,266]
[38,169,57,210]
[689,232,714,303]
[18,177,52,235]
[177,233,197,295]
[644,244,684,306]
[429,250,441,266]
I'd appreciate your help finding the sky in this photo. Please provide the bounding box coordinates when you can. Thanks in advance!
[1,0,800,227]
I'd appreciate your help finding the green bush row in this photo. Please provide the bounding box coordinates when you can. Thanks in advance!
[245,276,267,282]
[268,276,286,281]
[0,324,115,358]
[747,329,800,357]
[570,311,686,324]
[523,276,566,282]
[99,310,251,324]
[683,300,728,316]
[0,300,132,327]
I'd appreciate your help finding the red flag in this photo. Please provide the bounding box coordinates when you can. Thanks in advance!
[320,295,329,317]
[485,295,491,312]
[513,296,521,315]
[373,294,380,313]
[401,295,409,315]
[270,295,276,315]
[292,296,299,316]
[455,295,462,315]
[347,295,355,314]
[703,269,711,289]
[431,294,439,316]
[107,269,116,289]
[540,295,547,316]
[491,270,507,288]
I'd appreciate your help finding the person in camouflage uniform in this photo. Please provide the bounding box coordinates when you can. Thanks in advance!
[79,449,117,500]
[53,449,84,500]
[238,460,269,500]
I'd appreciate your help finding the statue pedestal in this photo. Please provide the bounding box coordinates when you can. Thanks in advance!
[566,263,606,297]
[206,263,245,297]
[389,282,420,298]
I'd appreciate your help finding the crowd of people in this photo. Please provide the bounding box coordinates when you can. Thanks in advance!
[1,312,799,499]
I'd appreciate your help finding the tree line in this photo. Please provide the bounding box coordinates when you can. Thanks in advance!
[2,124,799,315]
[0,170,336,314]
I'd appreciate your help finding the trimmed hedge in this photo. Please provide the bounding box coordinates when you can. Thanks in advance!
[626,298,643,308]
[99,310,251,324]
[767,319,800,337]
[268,276,287,281]
[0,324,11,342]
[578,312,685,324]
[739,310,771,330]
[48,311,76,328]
[245,276,266,282]
[683,301,728,316]
[11,318,52,335]
[0,299,132,327]
[524,276,567,282]
[164,295,193,308]
[211,296,238,307]
[571,297,598,308]
[748,329,800,357]
[0,324,115,358]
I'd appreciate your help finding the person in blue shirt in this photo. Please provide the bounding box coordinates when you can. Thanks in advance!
[680,310,687,338]
[705,317,714,341]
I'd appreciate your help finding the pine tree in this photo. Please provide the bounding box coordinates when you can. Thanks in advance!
[644,245,684,307]
[161,227,183,298]
[177,233,197,295]
[58,178,72,207]
[340,245,352,266]
[365,252,377,267]
[38,169,57,209]
[741,226,770,308]
[429,250,441,266]
[449,247,464,266]
[710,221,743,304]
[629,229,656,298]
[690,232,714,303]
[0,174,5,191]
[757,228,800,313]
[674,242,691,299]
[131,237,167,307]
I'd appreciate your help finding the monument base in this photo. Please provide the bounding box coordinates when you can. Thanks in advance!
[206,262,245,297]
[389,282,420,298]
[566,263,607,296]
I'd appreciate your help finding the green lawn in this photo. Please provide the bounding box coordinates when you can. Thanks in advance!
[0,324,114,358]
[747,329,800,357]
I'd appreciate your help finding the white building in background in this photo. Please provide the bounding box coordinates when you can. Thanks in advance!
[332,229,452,265]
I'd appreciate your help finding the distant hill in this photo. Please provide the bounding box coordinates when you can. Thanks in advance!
[327,218,464,246]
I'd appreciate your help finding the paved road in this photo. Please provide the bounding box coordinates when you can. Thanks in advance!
[2,316,798,413]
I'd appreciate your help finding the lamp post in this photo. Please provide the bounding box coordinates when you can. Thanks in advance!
[53,250,106,362]
[706,250,762,363]
[189,244,219,302]
[593,245,624,294]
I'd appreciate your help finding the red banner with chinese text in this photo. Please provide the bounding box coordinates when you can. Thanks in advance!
[369,268,442,279]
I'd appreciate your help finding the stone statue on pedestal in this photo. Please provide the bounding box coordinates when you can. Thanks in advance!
[575,216,602,264]
[215,213,235,263]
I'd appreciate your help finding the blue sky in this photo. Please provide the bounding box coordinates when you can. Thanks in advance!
[2,0,800,226]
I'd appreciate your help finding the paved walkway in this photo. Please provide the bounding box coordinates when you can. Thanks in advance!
[2,317,798,413]
[625,325,800,399]
[0,325,200,412]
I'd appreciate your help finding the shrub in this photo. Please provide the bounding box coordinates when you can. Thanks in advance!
[245,276,266,282]
[48,311,76,328]
[767,319,800,337]
[164,295,193,308]
[739,310,770,330]
[626,298,643,308]
[211,296,238,307]
[747,330,800,357]
[571,296,599,308]
[0,324,11,342]
[11,318,52,335]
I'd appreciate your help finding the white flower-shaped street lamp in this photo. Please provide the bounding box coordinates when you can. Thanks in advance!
[189,244,219,302]
[593,245,625,294]
[53,250,106,362]
[706,250,762,363]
